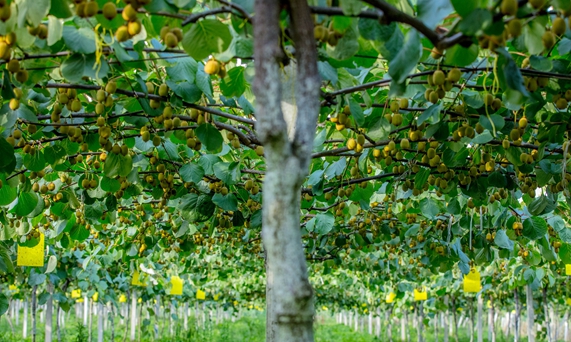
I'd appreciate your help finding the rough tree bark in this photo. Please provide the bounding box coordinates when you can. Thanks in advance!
[527,284,534,342]
[253,0,320,341]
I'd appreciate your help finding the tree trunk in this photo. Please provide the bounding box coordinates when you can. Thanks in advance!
[444,296,449,342]
[489,295,496,342]
[98,302,104,342]
[32,285,37,342]
[515,289,521,342]
[564,310,569,342]
[478,294,483,342]
[130,291,137,341]
[417,303,424,342]
[253,0,320,341]
[23,298,28,339]
[88,299,93,342]
[46,284,53,342]
[526,284,534,342]
[543,286,551,342]
[401,311,406,342]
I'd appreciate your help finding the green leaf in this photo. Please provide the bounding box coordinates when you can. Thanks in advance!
[60,54,86,83]
[49,0,72,18]
[388,30,421,84]
[212,193,238,211]
[494,230,514,250]
[417,0,453,30]
[458,8,492,35]
[0,292,8,317]
[100,177,120,193]
[23,149,47,172]
[23,0,51,27]
[450,0,478,17]
[420,198,440,219]
[182,19,232,61]
[166,80,202,103]
[45,255,57,274]
[314,213,335,235]
[11,192,39,217]
[529,56,553,72]
[0,137,16,173]
[524,20,545,55]
[220,67,246,98]
[179,194,215,222]
[195,124,223,152]
[70,224,89,241]
[417,103,441,126]
[47,15,63,46]
[528,196,556,216]
[166,57,197,83]
[559,243,571,264]
[340,0,361,15]
[523,217,547,240]
[213,162,241,185]
[444,44,479,67]
[104,153,133,178]
[496,48,529,97]
[179,163,205,184]
[62,26,96,54]
[471,131,493,144]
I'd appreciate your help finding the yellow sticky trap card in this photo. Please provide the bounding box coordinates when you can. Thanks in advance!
[386,292,396,303]
[71,289,82,299]
[119,294,127,303]
[92,292,99,302]
[9,285,19,293]
[196,289,206,300]
[76,298,84,303]
[169,276,183,295]
[214,293,220,301]
[566,264,571,275]
[566,298,571,306]
[414,288,427,301]
[131,270,146,286]
[17,233,45,267]
[463,268,481,293]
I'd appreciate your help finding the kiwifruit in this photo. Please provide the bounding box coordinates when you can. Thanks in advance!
[491,98,502,111]
[447,68,461,83]
[0,4,11,22]
[399,98,408,109]
[542,31,556,50]
[9,98,19,110]
[5,32,16,46]
[204,59,221,75]
[127,20,142,36]
[106,80,117,94]
[432,70,445,86]
[509,128,520,141]
[429,91,439,104]
[102,2,117,20]
[15,69,28,83]
[164,32,178,48]
[7,59,19,73]
[158,83,168,97]
[85,1,99,17]
[553,17,566,36]
[71,98,82,112]
[392,113,403,126]
[122,4,137,21]
[518,117,528,128]
[556,97,568,109]
[146,81,155,94]
[475,122,484,134]
[172,28,183,42]
[484,93,494,107]
[116,25,130,42]
[502,139,510,149]
[400,138,410,150]
[529,0,546,9]
[500,0,518,15]
[430,48,442,60]
[37,24,48,39]
[314,25,328,42]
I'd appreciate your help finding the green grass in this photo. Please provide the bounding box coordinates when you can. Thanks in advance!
[0,312,529,342]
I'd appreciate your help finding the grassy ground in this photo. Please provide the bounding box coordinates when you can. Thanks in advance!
[0,312,539,342]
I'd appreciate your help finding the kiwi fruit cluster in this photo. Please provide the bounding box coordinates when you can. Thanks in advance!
[330,105,352,131]
[74,0,99,18]
[313,23,344,46]
[94,81,117,115]
[483,93,503,112]
[204,58,226,77]
[424,68,461,103]
[160,26,183,48]
[384,98,408,126]
[551,90,571,109]
[116,4,143,42]
[28,24,48,40]
[346,133,366,153]
[0,32,17,60]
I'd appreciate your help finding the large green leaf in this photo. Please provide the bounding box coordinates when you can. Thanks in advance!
[494,230,514,250]
[417,0,453,30]
[0,137,16,173]
[388,30,421,85]
[195,124,223,152]
[62,26,96,54]
[182,19,232,60]
[523,217,547,240]
[104,153,133,178]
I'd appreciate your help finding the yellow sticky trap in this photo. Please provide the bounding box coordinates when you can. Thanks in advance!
[71,289,82,299]
[386,292,396,303]
[566,264,571,275]
[233,300,238,306]
[119,294,127,303]
[169,276,183,295]
[76,298,84,303]
[9,285,19,293]
[463,268,481,293]
[196,289,206,300]
[92,292,99,302]
[137,298,142,303]
[566,298,571,305]
[414,289,427,301]
[322,306,328,311]
[131,270,146,286]
[17,234,45,267]
[213,294,220,301]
